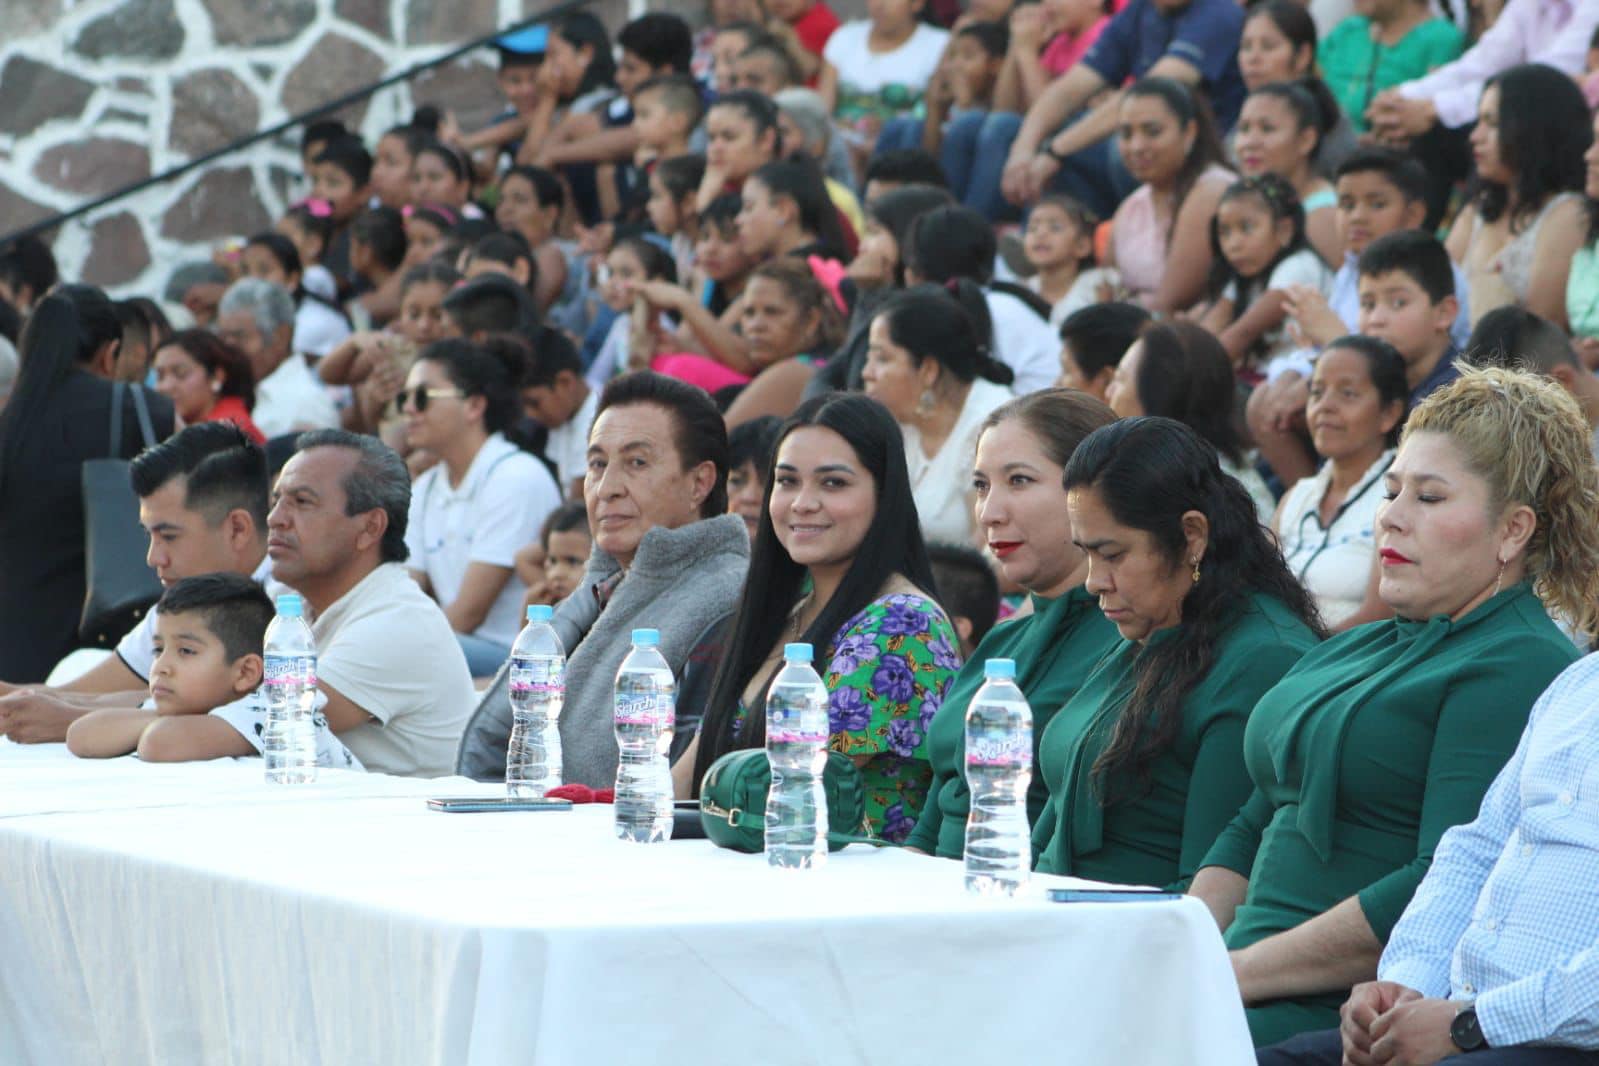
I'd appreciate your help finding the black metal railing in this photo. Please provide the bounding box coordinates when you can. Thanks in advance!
[0,0,592,246]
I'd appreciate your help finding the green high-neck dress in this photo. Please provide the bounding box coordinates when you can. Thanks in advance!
[904,586,1122,859]
[1200,582,1579,1047]
[1031,593,1320,890]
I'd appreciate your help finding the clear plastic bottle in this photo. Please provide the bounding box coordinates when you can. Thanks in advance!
[764,642,831,870]
[262,593,317,785]
[612,628,675,843]
[964,659,1032,895]
[506,604,566,797]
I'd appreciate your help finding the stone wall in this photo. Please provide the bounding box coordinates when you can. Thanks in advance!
[0,0,630,300]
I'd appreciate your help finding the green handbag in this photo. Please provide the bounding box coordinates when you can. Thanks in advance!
[698,748,885,853]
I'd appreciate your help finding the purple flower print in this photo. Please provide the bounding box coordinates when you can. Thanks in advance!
[887,717,922,757]
[872,655,915,703]
[830,631,880,675]
[830,686,872,733]
[918,693,941,734]
[928,632,961,672]
[879,599,930,638]
[881,802,915,843]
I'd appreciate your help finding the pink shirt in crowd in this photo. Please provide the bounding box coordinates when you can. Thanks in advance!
[1039,0,1127,77]
[1398,0,1599,128]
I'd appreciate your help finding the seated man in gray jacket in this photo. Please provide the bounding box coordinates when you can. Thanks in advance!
[456,372,750,787]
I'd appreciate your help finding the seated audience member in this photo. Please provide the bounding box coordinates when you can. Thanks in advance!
[772,88,868,238]
[1571,108,1599,369]
[735,35,804,96]
[1356,229,1461,410]
[647,154,707,283]
[267,430,477,777]
[1318,0,1461,140]
[726,414,784,541]
[1190,368,1599,1047]
[0,286,176,687]
[1023,194,1117,329]
[1258,653,1599,1065]
[1103,78,1236,313]
[152,330,265,444]
[514,499,593,614]
[896,19,1008,161]
[401,340,562,678]
[590,236,679,386]
[926,542,1000,659]
[767,0,840,80]
[860,147,950,204]
[0,233,59,315]
[518,326,595,499]
[457,372,752,784]
[443,272,540,342]
[461,231,537,293]
[1366,0,1599,225]
[1032,417,1322,886]
[862,282,1015,547]
[1232,84,1340,266]
[632,74,702,167]
[1199,174,1333,373]
[682,393,960,842]
[1466,307,1599,458]
[0,424,269,738]
[1001,0,1246,220]
[112,297,170,383]
[66,574,361,770]
[216,278,338,440]
[1106,322,1277,520]
[1055,301,1150,399]
[908,390,1122,859]
[710,20,768,95]
[1248,147,1470,488]
[164,261,230,329]
[1238,3,1357,177]
[493,165,574,317]
[819,0,949,158]
[737,157,851,273]
[698,91,784,213]
[902,204,1060,394]
[240,232,352,360]
[1444,64,1590,331]
[1273,336,1406,630]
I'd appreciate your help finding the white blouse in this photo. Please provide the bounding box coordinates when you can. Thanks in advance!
[1275,449,1394,627]
[902,378,1013,548]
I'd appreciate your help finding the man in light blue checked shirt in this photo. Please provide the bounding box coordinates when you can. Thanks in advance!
[1259,653,1599,1065]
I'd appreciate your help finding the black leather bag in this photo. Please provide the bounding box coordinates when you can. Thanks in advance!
[78,382,161,647]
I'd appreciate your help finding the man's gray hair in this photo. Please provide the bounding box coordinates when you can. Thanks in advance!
[219,277,296,337]
[774,88,831,154]
[164,260,229,303]
[294,429,412,564]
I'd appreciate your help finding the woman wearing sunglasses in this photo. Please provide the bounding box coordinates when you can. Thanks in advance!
[402,337,564,678]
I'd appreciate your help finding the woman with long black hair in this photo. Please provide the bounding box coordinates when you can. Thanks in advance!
[0,285,175,683]
[679,392,961,842]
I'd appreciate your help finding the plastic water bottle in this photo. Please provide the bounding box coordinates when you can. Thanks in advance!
[613,628,675,843]
[964,659,1032,895]
[506,605,566,797]
[765,643,831,870]
[262,593,317,785]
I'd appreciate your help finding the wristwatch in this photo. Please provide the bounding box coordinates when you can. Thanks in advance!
[1450,1005,1489,1052]
[1039,140,1069,164]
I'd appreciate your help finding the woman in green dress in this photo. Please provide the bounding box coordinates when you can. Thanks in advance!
[905,389,1123,860]
[679,392,960,842]
[1032,417,1325,888]
[1190,367,1599,1048]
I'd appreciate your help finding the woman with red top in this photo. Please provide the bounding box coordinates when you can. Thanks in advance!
[152,330,265,444]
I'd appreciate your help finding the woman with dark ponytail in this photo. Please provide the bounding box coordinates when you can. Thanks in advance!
[0,285,176,682]
[860,281,1014,547]
[1031,417,1321,889]
[399,337,563,677]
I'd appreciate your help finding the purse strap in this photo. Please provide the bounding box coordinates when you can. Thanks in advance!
[699,799,898,849]
[106,381,158,458]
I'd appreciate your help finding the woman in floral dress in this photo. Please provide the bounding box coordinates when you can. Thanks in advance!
[679,392,960,841]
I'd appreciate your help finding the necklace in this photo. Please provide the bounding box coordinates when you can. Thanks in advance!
[788,593,814,640]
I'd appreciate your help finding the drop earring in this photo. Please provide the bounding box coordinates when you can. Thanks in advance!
[1191,559,1201,584]
[917,389,936,418]
[1493,556,1505,597]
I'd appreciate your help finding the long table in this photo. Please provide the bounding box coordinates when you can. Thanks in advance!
[1,741,1255,1065]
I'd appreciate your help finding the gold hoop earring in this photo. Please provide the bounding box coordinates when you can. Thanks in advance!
[1191,559,1201,584]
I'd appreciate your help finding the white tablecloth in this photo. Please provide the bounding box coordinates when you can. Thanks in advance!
[1,741,1255,1065]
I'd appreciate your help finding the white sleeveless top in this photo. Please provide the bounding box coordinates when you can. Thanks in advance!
[1276,450,1394,627]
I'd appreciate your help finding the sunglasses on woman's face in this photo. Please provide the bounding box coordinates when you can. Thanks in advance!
[397,386,464,413]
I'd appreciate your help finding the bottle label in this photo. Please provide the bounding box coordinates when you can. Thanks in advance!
[264,656,316,688]
[768,703,827,744]
[615,693,671,726]
[967,734,1030,767]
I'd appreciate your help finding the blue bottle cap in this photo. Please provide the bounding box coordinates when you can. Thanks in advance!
[783,642,813,662]
[984,658,1016,680]
[526,604,553,622]
[632,628,660,646]
[275,594,303,617]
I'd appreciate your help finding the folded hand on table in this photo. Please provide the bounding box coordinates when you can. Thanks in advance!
[0,689,85,744]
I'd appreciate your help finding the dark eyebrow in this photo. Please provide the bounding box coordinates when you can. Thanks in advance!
[144,521,182,534]
[1074,538,1122,552]
[775,462,857,475]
